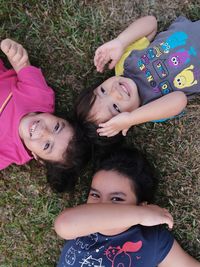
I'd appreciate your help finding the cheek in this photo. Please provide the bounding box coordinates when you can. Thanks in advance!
[87,196,99,204]
[24,140,40,154]
[123,102,134,112]
[86,197,93,204]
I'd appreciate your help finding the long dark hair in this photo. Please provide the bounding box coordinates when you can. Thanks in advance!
[94,146,157,204]
[45,120,92,192]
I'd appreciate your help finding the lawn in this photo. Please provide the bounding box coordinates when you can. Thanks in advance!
[0,0,200,266]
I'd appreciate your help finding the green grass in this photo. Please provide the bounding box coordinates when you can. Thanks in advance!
[0,0,200,266]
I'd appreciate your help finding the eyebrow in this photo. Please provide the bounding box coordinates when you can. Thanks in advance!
[90,187,100,193]
[110,192,127,197]
[90,187,127,197]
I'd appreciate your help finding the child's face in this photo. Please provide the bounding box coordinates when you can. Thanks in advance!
[87,170,137,205]
[19,113,73,162]
[89,76,140,123]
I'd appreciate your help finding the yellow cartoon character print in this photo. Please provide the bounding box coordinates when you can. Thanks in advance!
[173,65,197,89]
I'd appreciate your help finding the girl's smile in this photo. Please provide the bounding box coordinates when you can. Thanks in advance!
[19,113,73,162]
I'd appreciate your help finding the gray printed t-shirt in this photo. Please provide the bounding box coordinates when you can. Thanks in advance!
[123,16,200,105]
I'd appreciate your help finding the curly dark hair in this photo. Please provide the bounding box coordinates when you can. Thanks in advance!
[94,146,157,204]
[45,120,92,192]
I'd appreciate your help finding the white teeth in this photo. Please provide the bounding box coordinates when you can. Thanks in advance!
[121,84,129,96]
[30,121,39,135]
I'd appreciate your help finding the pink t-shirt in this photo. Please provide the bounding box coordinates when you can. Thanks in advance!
[0,60,55,170]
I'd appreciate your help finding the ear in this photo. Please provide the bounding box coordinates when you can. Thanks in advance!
[31,152,45,165]
[31,151,38,160]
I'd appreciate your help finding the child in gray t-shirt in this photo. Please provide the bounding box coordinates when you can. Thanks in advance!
[76,16,200,137]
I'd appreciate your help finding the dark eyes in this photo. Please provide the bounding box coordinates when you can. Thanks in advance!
[100,87,106,94]
[111,197,125,202]
[89,192,100,198]
[54,122,60,132]
[44,142,50,151]
[113,104,121,113]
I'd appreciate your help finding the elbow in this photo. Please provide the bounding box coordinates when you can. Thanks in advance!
[147,15,157,33]
[177,91,187,111]
[144,15,157,41]
[54,209,76,240]
[54,212,68,239]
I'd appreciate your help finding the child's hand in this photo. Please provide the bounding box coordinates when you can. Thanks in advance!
[139,204,174,229]
[94,38,124,73]
[97,112,131,137]
[0,38,30,73]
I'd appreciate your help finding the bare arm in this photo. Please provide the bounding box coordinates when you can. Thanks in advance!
[98,91,187,137]
[128,91,187,126]
[159,240,200,267]
[117,15,157,49]
[54,204,173,240]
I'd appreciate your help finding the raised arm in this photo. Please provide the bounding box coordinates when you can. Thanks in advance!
[0,38,30,73]
[94,16,157,72]
[97,91,187,137]
[159,240,200,267]
[117,15,157,48]
[54,204,173,240]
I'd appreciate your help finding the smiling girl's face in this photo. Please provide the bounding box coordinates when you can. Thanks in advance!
[89,76,140,123]
[19,113,74,162]
[87,169,137,205]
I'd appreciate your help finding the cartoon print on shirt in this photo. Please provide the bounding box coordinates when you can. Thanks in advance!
[80,255,104,267]
[153,59,169,78]
[76,233,98,250]
[173,64,197,89]
[168,47,196,68]
[64,246,77,266]
[160,32,188,53]
[104,241,142,267]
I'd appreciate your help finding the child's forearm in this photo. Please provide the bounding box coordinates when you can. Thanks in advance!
[54,204,173,240]
[128,91,187,126]
[55,204,140,239]
[117,16,157,50]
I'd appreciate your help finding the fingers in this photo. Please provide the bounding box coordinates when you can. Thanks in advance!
[1,39,20,58]
[1,38,29,72]
[1,38,12,54]
[97,125,113,135]
[97,124,119,137]
[108,59,118,70]
[122,129,128,136]
[98,128,119,137]
[94,47,110,72]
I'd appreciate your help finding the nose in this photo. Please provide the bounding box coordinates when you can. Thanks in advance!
[109,83,123,100]
[40,126,51,138]
[100,198,110,204]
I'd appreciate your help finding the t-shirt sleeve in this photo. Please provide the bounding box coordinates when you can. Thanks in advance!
[155,226,174,265]
[14,65,55,112]
[17,66,54,93]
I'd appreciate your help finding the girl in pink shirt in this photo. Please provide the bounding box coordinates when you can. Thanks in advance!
[0,39,90,191]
